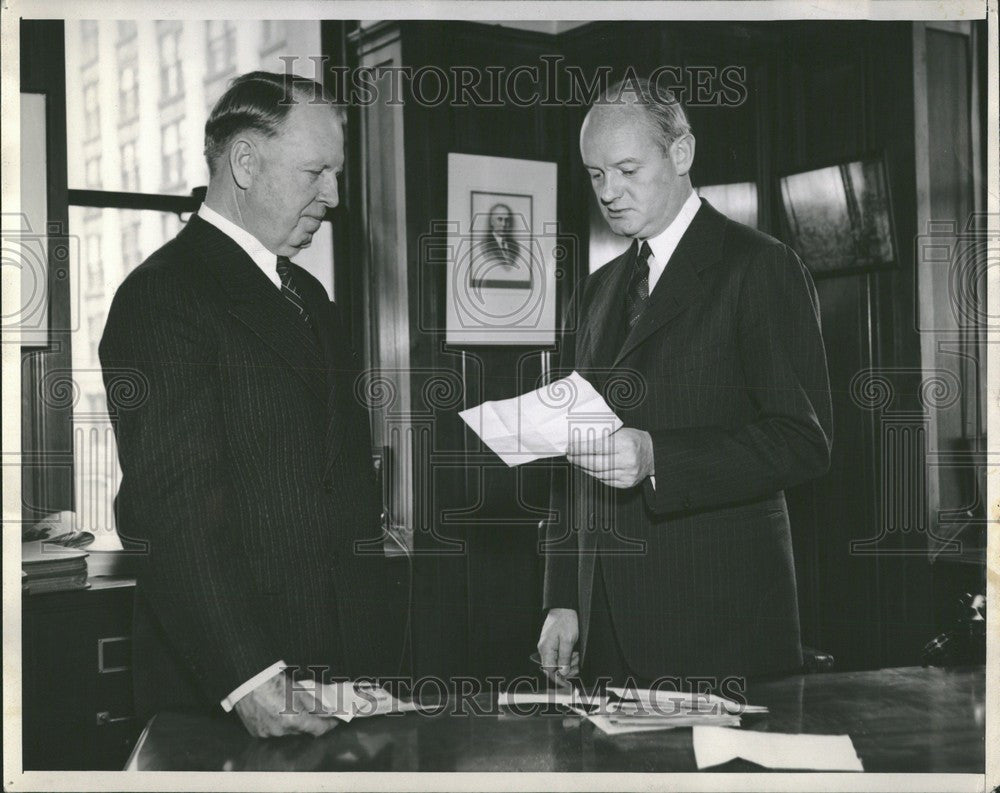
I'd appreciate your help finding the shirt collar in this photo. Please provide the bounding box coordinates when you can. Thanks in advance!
[198,204,282,290]
[642,190,702,271]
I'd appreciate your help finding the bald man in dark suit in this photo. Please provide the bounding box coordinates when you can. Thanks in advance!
[538,79,832,688]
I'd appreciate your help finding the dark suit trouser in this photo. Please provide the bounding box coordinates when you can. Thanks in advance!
[583,557,643,688]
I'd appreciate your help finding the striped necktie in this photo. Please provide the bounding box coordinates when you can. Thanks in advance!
[625,241,652,329]
[276,256,313,331]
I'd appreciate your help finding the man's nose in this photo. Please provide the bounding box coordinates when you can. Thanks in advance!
[599,173,622,205]
[317,172,339,209]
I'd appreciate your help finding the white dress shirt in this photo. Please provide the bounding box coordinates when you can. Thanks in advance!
[197,204,288,712]
[198,204,282,291]
[642,189,702,294]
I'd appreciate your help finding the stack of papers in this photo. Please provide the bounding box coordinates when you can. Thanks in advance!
[459,371,622,466]
[297,680,434,723]
[498,686,767,736]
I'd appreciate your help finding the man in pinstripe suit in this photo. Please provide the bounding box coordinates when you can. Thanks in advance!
[537,79,832,689]
[101,72,405,737]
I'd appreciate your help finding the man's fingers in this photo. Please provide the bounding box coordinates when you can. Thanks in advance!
[538,638,559,672]
[567,451,616,473]
[556,635,574,676]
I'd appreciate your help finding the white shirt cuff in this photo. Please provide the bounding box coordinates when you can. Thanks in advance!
[220,660,288,712]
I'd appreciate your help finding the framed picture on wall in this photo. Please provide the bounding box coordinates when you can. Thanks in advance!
[779,153,897,276]
[445,153,558,345]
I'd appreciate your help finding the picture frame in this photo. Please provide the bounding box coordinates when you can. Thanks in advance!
[778,152,898,277]
[445,153,558,345]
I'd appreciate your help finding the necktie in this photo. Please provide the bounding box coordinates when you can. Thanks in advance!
[276,256,313,331]
[625,241,652,329]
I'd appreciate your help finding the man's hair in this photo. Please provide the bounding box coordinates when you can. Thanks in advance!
[203,70,345,175]
[596,76,692,151]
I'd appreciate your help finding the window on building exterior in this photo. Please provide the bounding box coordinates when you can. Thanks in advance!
[260,20,286,52]
[85,155,102,188]
[81,21,99,65]
[118,59,139,123]
[205,21,236,78]
[119,140,139,192]
[83,82,100,141]
[160,120,185,190]
[158,23,183,100]
[120,218,143,272]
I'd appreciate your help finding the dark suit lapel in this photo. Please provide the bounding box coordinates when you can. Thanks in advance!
[184,216,328,405]
[613,201,724,367]
[294,274,353,467]
[579,243,635,371]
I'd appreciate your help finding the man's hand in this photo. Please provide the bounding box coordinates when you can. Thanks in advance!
[566,427,654,488]
[233,672,337,738]
[537,608,580,687]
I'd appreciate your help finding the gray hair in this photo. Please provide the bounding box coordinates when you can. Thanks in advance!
[204,70,345,175]
[596,76,692,151]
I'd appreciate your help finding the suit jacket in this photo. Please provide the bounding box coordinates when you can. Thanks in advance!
[543,200,832,681]
[100,216,406,722]
[469,233,531,288]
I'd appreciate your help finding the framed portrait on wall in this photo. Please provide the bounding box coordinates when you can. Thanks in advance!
[446,153,558,345]
[779,153,897,276]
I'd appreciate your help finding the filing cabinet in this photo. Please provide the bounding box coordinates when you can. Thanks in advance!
[22,577,138,770]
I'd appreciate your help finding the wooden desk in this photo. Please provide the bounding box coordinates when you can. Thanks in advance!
[126,666,984,773]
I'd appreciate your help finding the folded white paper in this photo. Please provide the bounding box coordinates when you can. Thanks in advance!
[459,371,623,466]
[692,726,864,771]
[568,707,740,735]
[297,680,434,722]
[498,690,608,709]
[606,686,767,716]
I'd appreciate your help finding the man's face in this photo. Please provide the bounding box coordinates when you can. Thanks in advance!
[245,102,344,257]
[580,106,690,240]
[489,206,512,234]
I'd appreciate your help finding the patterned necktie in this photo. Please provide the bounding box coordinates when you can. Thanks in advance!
[276,256,313,331]
[625,241,652,329]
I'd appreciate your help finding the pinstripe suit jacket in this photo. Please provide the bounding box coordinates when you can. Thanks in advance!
[100,216,405,721]
[543,200,832,680]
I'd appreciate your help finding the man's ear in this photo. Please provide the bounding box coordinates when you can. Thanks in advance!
[670,133,696,177]
[229,138,255,190]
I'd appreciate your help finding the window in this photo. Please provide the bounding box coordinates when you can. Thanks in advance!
[85,234,103,294]
[80,20,99,66]
[260,20,286,52]
[87,310,104,363]
[121,219,142,272]
[85,155,102,188]
[160,120,185,190]
[117,20,137,42]
[158,24,183,100]
[119,140,139,192]
[83,81,101,141]
[205,21,236,78]
[118,59,139,123]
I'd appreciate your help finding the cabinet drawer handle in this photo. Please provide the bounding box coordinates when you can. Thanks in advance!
[95,710,133,727]
[97,636,130,674]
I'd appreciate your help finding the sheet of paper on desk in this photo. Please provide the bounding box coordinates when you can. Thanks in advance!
[692,726,864,771]
[569,707,740,735]
[606,686,768,716]
[459,371,623,466]
[299,681,435,723]
[497,690,609,708]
